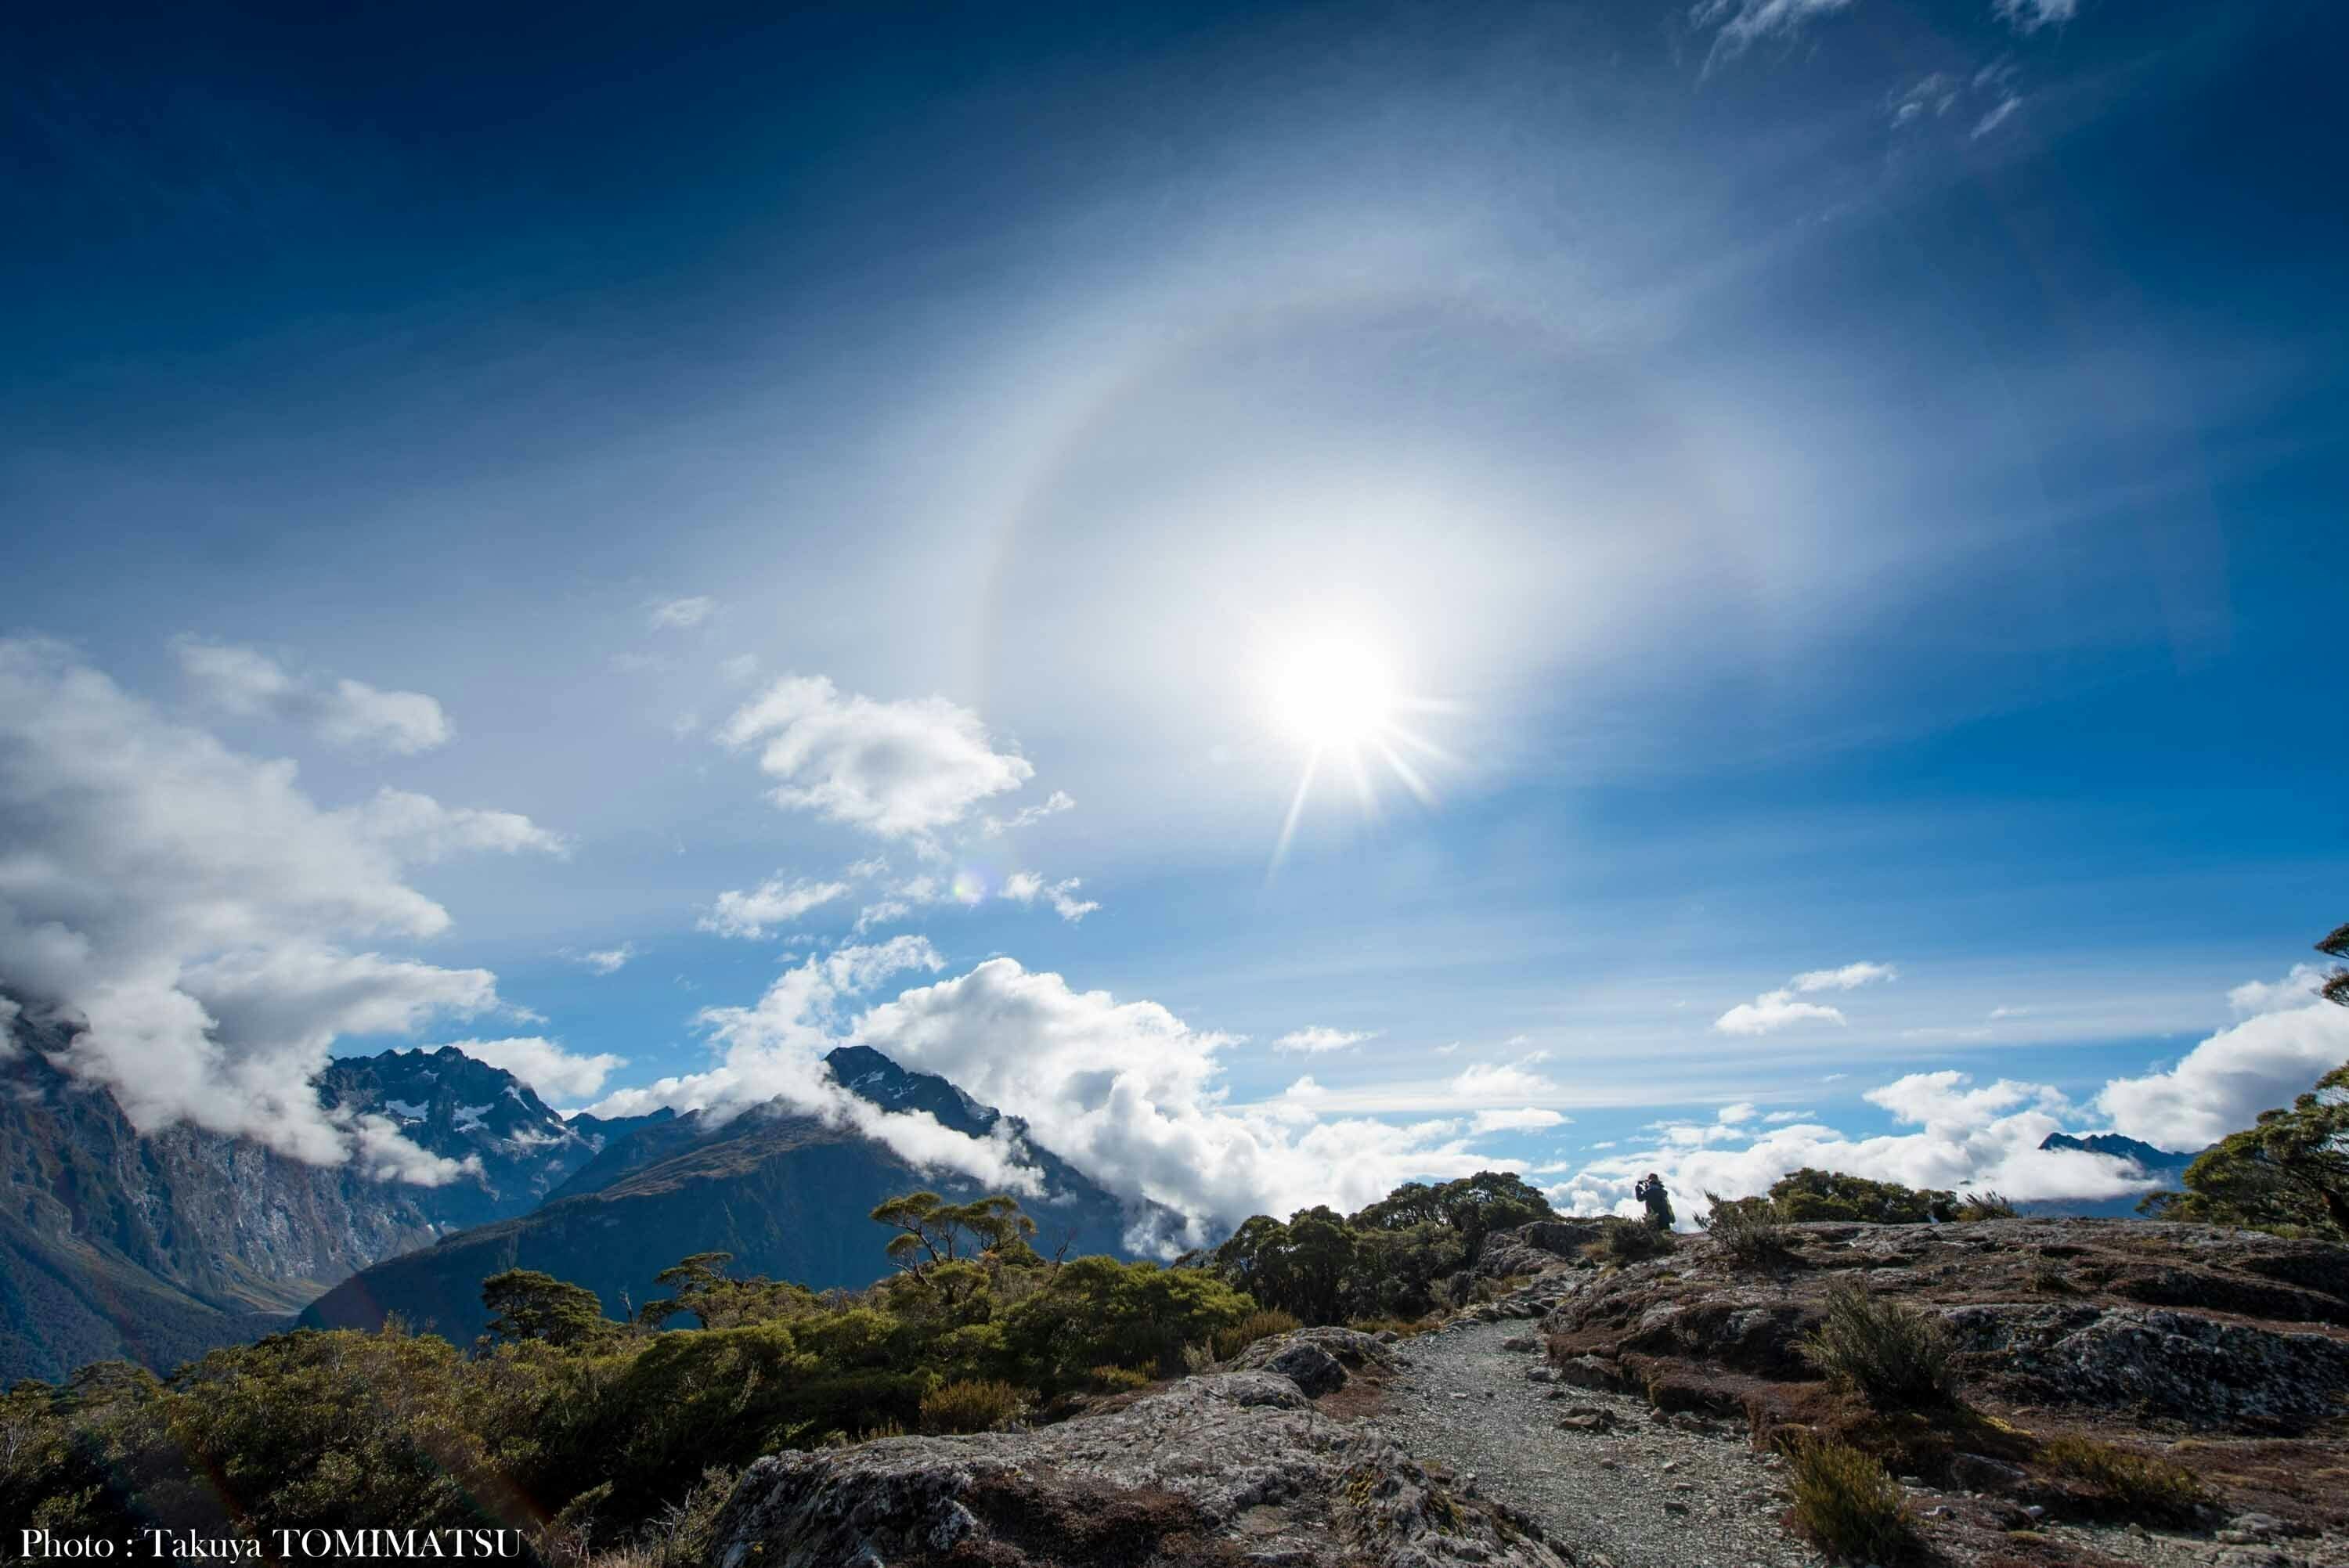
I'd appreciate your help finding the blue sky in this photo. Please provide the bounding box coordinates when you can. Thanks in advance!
[3,0,2344,1235]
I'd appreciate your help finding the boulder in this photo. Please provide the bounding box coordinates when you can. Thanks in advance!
[708,1369,1572,1568]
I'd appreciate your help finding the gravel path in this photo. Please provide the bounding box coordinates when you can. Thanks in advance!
[1373,1317,1824,1568]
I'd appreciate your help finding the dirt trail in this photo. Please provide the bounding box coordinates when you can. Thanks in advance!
[1373,1317,1824,1568]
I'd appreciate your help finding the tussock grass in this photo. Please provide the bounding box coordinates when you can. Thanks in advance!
[1581,1219,1676,1267]
[1955,1191,2019,1220]
[1799,1281,1958,1408]
[918,1378,1030,1434]
[1787,1436,1917,1563]
[2038,1435,2210,1525]
[1211,1308,1301,1362]
[1698,1193,1791,1266]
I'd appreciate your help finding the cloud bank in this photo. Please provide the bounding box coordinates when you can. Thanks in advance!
[0,637,555,1182]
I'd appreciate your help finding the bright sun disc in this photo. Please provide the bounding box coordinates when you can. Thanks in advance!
[1272,638,1396,749]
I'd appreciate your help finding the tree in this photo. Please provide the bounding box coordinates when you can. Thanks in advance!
[1766,1169,1956,1224]
[2141,921,2349,1239]
[1348,1172,1553,1263]
[2321,921,2349,1009]
[2143,1062,2349,1239]
[637,1252,815,1329]
[480,1270,611,1348]
[870,1192,1040,1299]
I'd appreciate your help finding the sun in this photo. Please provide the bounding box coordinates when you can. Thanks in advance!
[1271,637,1396,750]
[1261,628,1453,867]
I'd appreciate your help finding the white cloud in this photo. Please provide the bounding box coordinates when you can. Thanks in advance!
[1993,0,2075,33]
[1972,96,2023,138]
[1473,1107,1568,1133]
[174,638,452,755]
[1717,960,1895,1035]
[1792,961,1898,993]
[698,875,852,939]
[1548,1069,2158,1225]
[1689,0,1859,68]
[983,790,1077,836]
[583,938,1045,1197]
[840,957,1514,1248]
[435,1036,626,1103]
[0,638,536,1181]
[853,899,911,934]
[648,596,717,629]
[718,675,1035,841]
[1449,1058,1560,1100]
[1001,871,1099,923]
[1891,72,1961,126]
[1272,1026,1375,1054]
[1762,1108,1816,1123]
[718,654,761,684]
[572,943,640,975]
[2095,971,2349,1149]
[0,994,17,1058]
[342,788,568,862]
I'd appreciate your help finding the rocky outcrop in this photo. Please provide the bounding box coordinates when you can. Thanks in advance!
[1946,1302,2349,1430]
[709,1339,1568,1568]
[1474,1220,1605,1280]
[1543,1217,2349,1433]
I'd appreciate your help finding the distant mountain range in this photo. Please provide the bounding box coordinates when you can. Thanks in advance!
[2037,1130,2199,1173]
[0,1000,616,1382]
[1,993,1153,1381]
[302,1045,1150,1342]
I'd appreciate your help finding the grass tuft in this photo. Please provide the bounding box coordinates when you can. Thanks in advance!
[1698,1192,1792,1266]
[918,1378,1030,1434]
[2038,1435,2210,1525]
[1787,1436,1918,1563]
[1799,1281,1958,1408]
[1581,1218,1676,1267]
[1211,1308,1301,1362]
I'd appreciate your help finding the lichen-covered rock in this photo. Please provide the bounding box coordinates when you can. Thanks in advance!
[1475,1220,1606,1279]
[1231,1325,1399,1380]
[706,1369,1570,1567]
[1946,1303,2349,1430]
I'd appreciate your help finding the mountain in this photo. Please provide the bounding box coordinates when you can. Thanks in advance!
[0,999,612,1382]
[302,1045,1153,1342]
[2038,1130,2199,1172]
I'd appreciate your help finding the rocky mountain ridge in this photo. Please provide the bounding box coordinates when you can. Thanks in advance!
[0,1000,611,1382]
[301,1044,1158,1342]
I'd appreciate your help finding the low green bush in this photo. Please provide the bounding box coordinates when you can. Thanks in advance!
[918,1378,1030,1433]
[1799,1281,1958,1408]
[1787,1436,1917,1563]
[2038,1435,2210,1524]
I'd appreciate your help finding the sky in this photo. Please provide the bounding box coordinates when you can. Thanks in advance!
[3,0,2344,1244]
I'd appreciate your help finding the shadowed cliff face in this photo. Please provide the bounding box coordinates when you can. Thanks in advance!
[301,1046,1156,1343]
[0,999,608,1382]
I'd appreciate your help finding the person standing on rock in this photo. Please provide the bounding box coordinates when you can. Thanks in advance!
[1635,1173,1675,1231]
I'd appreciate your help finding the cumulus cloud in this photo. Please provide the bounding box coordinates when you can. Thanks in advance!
[1689,0,1859,68]
[698,875,852,939]
[0,638,538,1181]
[1548,1069,2158,1225]
[1001,871,1099,923]
[2095,969,2349,1148]
[1716,961,1895,1035]
[174,638,452,755]
[571,943,639,975]
[435,1036,626,1103]
[648,596,717,629]
[1273,1026,1375,1054]
[850,957,1513,1249]
[718,675,1035,841]
[1449,1056,1560,1100]
[582,937,1046,1196]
